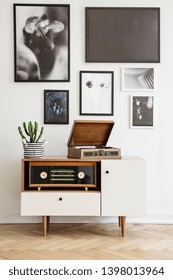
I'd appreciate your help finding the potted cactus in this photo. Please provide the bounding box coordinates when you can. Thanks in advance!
[18,121,46,158]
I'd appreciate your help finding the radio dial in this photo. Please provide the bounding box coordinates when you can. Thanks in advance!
[40,171,48,179]
[78,171,85,179]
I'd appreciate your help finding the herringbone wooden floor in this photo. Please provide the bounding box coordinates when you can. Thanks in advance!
[0,223,173,260]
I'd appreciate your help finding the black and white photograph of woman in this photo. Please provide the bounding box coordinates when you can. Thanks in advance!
[14,4,70,82]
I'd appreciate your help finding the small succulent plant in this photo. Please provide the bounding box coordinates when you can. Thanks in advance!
[18,121,44,143]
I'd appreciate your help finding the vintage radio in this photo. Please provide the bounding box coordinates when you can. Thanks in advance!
[28,161,97,190]
[67,120,121,159]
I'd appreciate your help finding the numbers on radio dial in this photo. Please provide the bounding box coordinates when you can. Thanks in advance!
[40,171,48,179]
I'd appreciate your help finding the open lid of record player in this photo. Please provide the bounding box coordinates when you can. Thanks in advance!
[67,120,114,147]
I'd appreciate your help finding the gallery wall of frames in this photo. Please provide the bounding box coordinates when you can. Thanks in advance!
[13,4,159,128]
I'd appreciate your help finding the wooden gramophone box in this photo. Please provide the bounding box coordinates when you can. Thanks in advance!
[67,120,121,159]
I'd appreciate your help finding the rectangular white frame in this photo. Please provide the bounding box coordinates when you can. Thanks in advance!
[130,95,154,128]
[122,67,156,92]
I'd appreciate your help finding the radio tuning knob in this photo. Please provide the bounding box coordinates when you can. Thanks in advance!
[78,171,85,179]
[40,171,48,179]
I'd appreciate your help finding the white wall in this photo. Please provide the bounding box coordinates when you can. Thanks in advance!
[1,0,173,223]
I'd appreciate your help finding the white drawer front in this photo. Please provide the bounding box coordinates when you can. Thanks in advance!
[21,192,100,216]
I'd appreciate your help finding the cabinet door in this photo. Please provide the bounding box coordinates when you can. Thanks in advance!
[101,158,146,216]
[21,192,100,216]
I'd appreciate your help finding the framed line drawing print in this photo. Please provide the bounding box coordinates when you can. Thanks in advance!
[14,4,70,82]
[122,68,155,91]
[131,96,154,128]
[44,90,69,124]
[86,7,160,63]
[80,71,114,116]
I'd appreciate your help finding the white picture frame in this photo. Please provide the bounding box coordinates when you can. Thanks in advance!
[130,95,154,128]
[122,67,155,91]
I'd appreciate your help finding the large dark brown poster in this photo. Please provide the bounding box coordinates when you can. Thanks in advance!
[86,7,160,63]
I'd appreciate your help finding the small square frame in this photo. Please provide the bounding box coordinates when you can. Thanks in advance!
[130,95,154,128]
[44,90,69,124]
[122,67,156,91]
[80,71,114,116]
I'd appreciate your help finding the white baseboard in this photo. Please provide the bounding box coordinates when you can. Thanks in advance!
[0,213,173,224]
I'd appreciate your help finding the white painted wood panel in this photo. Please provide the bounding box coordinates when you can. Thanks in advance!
[101,157,146,216]
[21,192,100,216]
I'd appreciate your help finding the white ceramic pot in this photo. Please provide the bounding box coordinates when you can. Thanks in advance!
[23,141,47,158]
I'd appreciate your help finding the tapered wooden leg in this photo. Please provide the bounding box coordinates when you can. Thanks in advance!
[42,216,47,236]
[120,216,126,237]
[118,216,121,227]
[47,216,50,227]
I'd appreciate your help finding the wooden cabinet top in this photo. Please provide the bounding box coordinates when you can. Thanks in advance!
[22,156,144,162]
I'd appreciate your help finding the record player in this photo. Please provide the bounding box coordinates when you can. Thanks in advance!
[67,120,121,159]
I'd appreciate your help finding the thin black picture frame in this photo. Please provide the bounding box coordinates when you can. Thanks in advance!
[86,7,160,63]
[80,71,114,116]
[14,4,70,82]
[44,90,69,124]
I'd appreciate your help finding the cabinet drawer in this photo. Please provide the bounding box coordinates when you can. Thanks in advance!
[21,192,100,216]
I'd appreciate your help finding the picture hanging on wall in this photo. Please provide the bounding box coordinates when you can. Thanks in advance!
[14,4,70,82]
[131,96,154,128]
[80,71,114,116]
[86,7,160,63]
[122,68,155,91]
[44,90,69,124]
